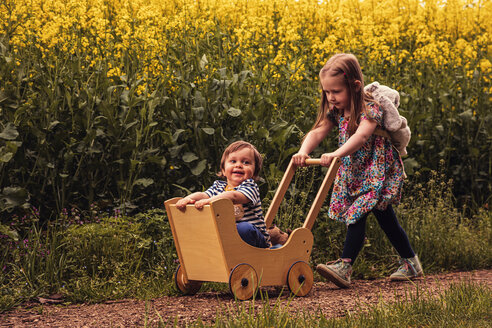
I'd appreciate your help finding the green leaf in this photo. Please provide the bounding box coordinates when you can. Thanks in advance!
[0,152,13,163]
[121,89,129,104]
[227,107,241,117]
[201,127,215,135]
[0,123,19,140]
[403,157,420,175]
[1,187,29,211]
[191,159,207,175]
[0,224,19,241]
[458,109,473,121]
[161,157,167,166]
[199,54,208,70]
[0,141,19,163]
[194,91,206,108]
[172,129,185,143]
[133,178,154,188]
[192,107,204,120]
[169,144,185,158]
[256,127,269,139]
[48,121,61,130]
[182,152,198,163]
[0,90,8,103]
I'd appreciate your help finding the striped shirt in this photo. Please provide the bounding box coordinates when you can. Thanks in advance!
[205,179,270,244]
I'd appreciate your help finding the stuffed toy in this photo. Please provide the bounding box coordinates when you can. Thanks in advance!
[267,225,291,247]
[365,82,411,156]
[233,204,244,220]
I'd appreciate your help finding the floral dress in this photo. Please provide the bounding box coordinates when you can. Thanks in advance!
[328,103,404,225]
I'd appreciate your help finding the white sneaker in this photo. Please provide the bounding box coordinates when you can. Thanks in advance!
[390,255,423,281]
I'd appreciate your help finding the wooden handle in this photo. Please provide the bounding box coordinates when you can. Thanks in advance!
[302,157,341,230]
[264,157,341,230]
[304,158,321,165]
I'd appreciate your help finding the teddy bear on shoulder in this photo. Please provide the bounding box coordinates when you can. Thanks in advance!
[365,82,411,156]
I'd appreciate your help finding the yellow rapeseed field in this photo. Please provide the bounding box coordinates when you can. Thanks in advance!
[2,0,490,86]
[0,0,490,225]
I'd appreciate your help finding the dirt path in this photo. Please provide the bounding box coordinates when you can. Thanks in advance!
[1,270,491,327]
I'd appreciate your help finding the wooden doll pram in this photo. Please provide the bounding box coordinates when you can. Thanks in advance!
[164,158,340,300]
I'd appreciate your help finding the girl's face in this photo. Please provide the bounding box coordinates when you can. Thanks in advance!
[320,74,350,114]
[222,147,256,187]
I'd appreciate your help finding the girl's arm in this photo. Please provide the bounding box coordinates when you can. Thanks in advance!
[194,190,249,209]
[175,191,209,209]
[320,118,377,166]
[293,118,335,166]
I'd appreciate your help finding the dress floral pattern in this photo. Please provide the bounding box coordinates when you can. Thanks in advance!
[328,103,404,225]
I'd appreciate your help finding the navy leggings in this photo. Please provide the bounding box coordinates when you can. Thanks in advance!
[341,205,415,263]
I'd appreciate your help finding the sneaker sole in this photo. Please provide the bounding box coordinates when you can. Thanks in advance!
[316,264,350,288]
[390,272,423,281]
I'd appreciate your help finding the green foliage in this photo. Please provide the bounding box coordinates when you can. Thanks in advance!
[1,13,489,219]
[285,164,491,279]
[0,208,177,311]
[60,208,177,303]
[1,165,490,313]
[397,166,492,272]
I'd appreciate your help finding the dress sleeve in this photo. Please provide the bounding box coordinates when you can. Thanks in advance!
[361,102,383,126]
[235,179,260,205]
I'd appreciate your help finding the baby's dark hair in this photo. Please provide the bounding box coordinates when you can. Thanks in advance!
[218,141,263,180]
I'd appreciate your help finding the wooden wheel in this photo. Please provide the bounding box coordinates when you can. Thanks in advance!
[287,261,313,297]
[228,263,258,300]
[174,264,202,295]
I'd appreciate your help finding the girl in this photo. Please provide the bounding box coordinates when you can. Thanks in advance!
[176,141,270,248]
[292,53,422,288]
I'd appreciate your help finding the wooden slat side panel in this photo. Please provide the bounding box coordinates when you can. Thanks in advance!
[167,202,229,282]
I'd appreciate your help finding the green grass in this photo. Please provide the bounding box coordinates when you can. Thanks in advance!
[0,170,490,313]
[146,282,491,327]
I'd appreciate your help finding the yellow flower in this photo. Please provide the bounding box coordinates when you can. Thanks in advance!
[2,0,490,91]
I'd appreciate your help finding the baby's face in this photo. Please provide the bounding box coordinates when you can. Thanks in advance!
[221,147,255,187]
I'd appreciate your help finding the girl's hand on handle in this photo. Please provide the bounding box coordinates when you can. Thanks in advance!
[292,152,310,167]
[320,152,337,167]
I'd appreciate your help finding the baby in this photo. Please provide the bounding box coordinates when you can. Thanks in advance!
[176,141,270,248]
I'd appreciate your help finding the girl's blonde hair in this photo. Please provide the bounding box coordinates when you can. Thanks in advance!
[313,53,375,135]
[217,141,263,180]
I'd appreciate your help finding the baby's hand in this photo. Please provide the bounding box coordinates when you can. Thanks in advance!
[292,152,310,167]
[175,197,195,210]
[194,198,210,209]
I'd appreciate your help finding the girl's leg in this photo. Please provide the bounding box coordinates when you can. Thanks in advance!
[372,205,415,258]
[316,216,367,288]
[341,215,368,264]
[236,221,268,248]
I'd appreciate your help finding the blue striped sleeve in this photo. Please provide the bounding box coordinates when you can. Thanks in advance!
[205,180,226,198]
[236,179,260,205]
